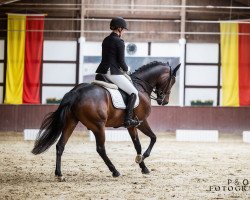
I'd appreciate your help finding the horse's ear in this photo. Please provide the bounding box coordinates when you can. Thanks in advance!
[172,63,181,77]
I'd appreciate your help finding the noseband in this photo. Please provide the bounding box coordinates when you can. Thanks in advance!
[132,66,173,105]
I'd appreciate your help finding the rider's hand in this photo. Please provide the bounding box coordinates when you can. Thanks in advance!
[126,70,131,76]
[126,65,131,75]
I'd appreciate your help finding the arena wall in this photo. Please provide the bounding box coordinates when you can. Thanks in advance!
[0,105,249,133]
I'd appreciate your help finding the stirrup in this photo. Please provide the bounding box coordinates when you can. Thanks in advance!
[124,118,140,128]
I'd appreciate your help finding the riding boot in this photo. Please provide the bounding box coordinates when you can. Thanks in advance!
[124,93,140,128]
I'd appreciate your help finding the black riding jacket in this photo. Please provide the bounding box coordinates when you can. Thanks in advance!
[96,32,129,75]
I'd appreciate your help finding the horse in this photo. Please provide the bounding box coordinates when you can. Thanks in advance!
[32,61,180,181]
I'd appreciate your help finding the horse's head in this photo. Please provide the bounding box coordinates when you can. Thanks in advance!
[132,61,181,106]
[155,63,181,105]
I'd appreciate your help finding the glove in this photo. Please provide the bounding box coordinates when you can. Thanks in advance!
[126,70,131,75]
[127,65,131,75]
[123,71,132,82]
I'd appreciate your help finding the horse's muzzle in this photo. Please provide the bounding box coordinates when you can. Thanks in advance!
[157,99,168,105]
[162,101,169,106]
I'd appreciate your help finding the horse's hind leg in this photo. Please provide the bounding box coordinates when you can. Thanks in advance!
[127,127,150,174]
[55,117,78,182]
[93,126,120,177]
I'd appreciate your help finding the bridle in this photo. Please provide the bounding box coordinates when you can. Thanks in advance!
[132,66,173,105]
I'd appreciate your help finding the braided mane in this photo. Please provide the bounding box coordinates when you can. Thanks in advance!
[132,61,168,75]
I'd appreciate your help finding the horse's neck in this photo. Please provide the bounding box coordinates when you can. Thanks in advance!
[135,69,162,114]
[137,67,162,92]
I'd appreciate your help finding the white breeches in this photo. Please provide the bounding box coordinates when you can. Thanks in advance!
[104,70,139,99]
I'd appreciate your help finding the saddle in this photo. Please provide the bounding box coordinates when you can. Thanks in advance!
[92,74,130,108]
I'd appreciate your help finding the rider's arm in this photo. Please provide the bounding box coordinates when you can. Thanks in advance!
[116,39,128,72]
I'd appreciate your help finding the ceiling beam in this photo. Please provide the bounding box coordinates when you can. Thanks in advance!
[0,0,20,5]
[234,0,250,6]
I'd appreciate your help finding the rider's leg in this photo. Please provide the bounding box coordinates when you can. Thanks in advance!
[104,72,139,127]
[124,93,140,127]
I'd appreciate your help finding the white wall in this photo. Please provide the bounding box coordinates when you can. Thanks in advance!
[0,63,4,83]
[186,43,218,63]
[125,42,148,56]
[82,41,102,56]
[42,86,73,104]
[43,63,76,84]
[151,43,180,57]
[43,41,77,61]
[0,40,4,60]
[185,43,219,106]
[185,88,217,106]
[0,87,3,103]
[81,42,101,80]
[186,65,218,86]
[42,40,77,104]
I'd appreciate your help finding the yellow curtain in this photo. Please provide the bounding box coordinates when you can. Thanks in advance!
[4,14,26,104]
[220,23,239,106]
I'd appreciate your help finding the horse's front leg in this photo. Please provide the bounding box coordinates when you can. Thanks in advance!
[137,120,157,161]
[127,127,150,174]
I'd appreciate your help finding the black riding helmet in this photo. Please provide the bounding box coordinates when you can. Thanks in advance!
[110,17,128,30]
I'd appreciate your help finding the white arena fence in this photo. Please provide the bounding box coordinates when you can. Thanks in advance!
[23,129,131,142]
[176,129,219,142]
[89,130,131,142]
[24,129,40,141]
[243,131,250,143]
[23,129,250,143]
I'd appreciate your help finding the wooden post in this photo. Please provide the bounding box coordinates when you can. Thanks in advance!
[131,0,135,14]
[80,0,85,38]
[180,0,186,38]
[179,0,186,106]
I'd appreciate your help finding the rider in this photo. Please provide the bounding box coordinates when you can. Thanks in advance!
[96,17,140,127]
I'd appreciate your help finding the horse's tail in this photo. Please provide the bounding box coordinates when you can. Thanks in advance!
[31,90,78,155]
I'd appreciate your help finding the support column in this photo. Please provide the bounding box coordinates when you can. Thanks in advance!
[179,0,186,106]
[79,0,86,83]
[80,0,85,38]
[179,38,186,106]
[180,0,186,39]
[131,0,135,14]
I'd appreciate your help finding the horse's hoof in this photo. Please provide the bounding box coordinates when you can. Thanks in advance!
[135,154,143,164]
[142,168,150,174]
[112,171,121,177]
[55,176,66,182]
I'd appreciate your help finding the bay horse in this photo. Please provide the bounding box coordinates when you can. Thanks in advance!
[32,61,180,181]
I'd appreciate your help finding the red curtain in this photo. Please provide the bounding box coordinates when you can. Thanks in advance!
[23,16,44,103]
[239,23,250,106]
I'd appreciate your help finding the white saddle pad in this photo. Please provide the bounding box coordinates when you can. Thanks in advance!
[92,80,139,109]
[105,88,139,109]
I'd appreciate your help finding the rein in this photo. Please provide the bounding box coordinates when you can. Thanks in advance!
[132,66,172,104]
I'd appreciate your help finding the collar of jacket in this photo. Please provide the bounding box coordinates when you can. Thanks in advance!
[110,32,120,37]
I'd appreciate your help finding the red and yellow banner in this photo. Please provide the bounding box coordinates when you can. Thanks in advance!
[4,14,44,104]
[220,22,250,106]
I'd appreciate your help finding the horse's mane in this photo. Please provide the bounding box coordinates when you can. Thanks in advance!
[132,61,169,75]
